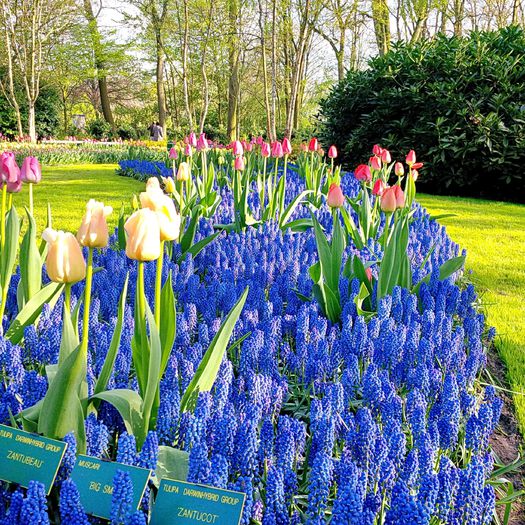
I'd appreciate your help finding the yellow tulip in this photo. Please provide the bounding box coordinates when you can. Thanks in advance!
[176,162,190,182]
[42,228,86,283]
[124,208,161,261]
[139,185,181,242]
[161,176,176,194]
[76,199,113,248]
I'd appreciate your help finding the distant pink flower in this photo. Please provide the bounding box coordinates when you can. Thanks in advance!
[372,144,383,156]
[370,156,382,171]
[372,179,386,196]
[354,164,372,182]
[271,141,283,158]
[308,137,319,152]
[328,145,338,159]
[282,137,292,155]
[188,132,197,147]
[327,183,345,208]
[261,142,271,158]
[232,140,244,156]
[168,147,178,160]
[234,155,245,171]
[196,133,208,151]
[184,144,193,157]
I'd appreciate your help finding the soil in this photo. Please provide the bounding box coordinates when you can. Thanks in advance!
[487,347,525,524]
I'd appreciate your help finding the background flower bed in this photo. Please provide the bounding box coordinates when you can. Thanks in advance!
[0,162,505,524]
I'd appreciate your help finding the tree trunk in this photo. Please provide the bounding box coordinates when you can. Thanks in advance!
[156,35,167,135]
[182,0,193,131]
[28,104,37,142]
[371,0,390,55]
[2,31,24,137]
[227,0,240,141]
[258,0,272,139]
[83,0,115,129]
[270,0,277,140]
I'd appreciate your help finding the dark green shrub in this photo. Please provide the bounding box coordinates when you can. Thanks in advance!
[88,118,112,140]
[319,26,525,201]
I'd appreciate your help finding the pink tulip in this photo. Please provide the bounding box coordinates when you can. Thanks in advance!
[308,137,319,152]
[271,141,283,158]
[245,142,253,152]
[372,144,383,156]
[184,144,193,157]
[327,183,345,208]
[300,143,308,152]
[394,162,404,177]
[372,179,386,196]
[392,185,405,208]
[1,151,20,184]
[412,162,423,170]
[232,140,244,157]
[380,187,397,213]
[370,156,382,171]
[282,137,292,155]
[261,142,271,158]
[20,156,42,184]
[406,150,416,166]
[411,169,419,182]
[188,132,197,148]
[234,155,245,171]
[168,147,178,160]
[328,145,338,159]
[381,149,391,163]
[354,164,372,182]
[256,136,264,145]
[197,133,208,151]
[365,267,373,281]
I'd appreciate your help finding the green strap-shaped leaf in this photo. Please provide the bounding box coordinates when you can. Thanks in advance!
[178,232,221,264]
[0,206,19,292]
[159,272,176,377]
[180,206,201,255]
[19,208,42,306]
[118,203,127,251]
[93,274,129,400]
[180,287,249,413]
[6,282,64,344]
[279,190,313,228]
[412,255,466,295]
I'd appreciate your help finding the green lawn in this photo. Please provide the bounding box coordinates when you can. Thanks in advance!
[11,164,143,233]
[418,194,525,434]
[11,165,525,432]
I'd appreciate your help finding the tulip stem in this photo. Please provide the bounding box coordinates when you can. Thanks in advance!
[137,260,146,326]
[80,248,94,358]
[29,183,34,216]
[261,157,267,214]
[0,281,7,335]
[0,184,6,250]
[155,242,164,327]
[7,194,12,212]
[64,283,71,314]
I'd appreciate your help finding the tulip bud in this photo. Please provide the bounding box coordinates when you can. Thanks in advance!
[411,169,419,182]
[282,137,292,155]
[146,177,161,191]
[406,150,416,166]
[184,144,193,157]
[328,145,338,159]
[176,162,190,182]
[327,183,345,208]
[365,267,373,281]
[162,176,176,193]
[256,136,264,146]
[370,156,382,171]
[20,156,42,183]
[77,199,113,248]
[188,132,197,148]
[261,142,271,158]
[232,140,244,157]
[196,133,208,152]
[42,228,86,283]
[308,137,319,152]
[271,141,283,158]
[394,162,404,177]
[318,148,325,157]
[1,151,21,192]
[234,155,245,171]
[372,144,383,156]
[125,208,162,261]
[300,143,308,152]
[381,149,391,163]
[412,162,423,170]
[245,142,253,152]
[169,147,178,160]
[392,185,405,208]
[372,179,386,196]
[139,185,181,242]
[218,156,225,165]
[354,164,372,182]
[380,187,397,213]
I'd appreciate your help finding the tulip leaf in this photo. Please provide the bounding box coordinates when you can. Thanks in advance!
[178,231,221,264]
[58,300,79,365]
[180,207,201,255]
[38,344,87,453]
[93,274,129,403]
[413,255,466,295]
[19,208,42,307]
[279,190,312,228]
[181,287,249,413]
[155,446,189,486]
[6,282,64,344]
[0,206,19,293]
[91,389,144,441]
[118,203,127,251]
[281,218,313,232]
[159,272,176,377]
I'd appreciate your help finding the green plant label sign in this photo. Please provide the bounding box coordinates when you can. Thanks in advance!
[151,479,245,525]
[70,454,151,519]
[0,423,67,495]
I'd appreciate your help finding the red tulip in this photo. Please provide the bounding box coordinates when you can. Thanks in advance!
[261,142,271,158]
[372,144,383,156]
[381,149,391,163]
[372,179,386,196]
[328,145,338,159]
[406,150,416,166]
[394,162,404,177]
[271,141,283,158]
[412,162,423,170]
[308,137,319,152]
[370,156,382,171]
[354,164,372,182]
[282,137,292,155]
[327,183,345,208]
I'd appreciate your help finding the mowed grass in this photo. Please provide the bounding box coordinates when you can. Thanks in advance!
[12,164,143,233]
[418,194,525,434]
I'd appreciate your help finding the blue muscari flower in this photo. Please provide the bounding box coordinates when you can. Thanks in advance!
[86,413,109,458]
[4,489,24,524]
[452,461,485,524]
[188,440,211,484]
[306,452,333,525]
[262,466,288,525]
[233,415,259,477]
[138,432,158,471]
[207,454,229,488]
[110,470,134,525]
[59,479,89,525]
[384,480,429,525]
[20,480,49,525]
[57,433,77,482]
[331,458,367,525]
[126,511,147,525]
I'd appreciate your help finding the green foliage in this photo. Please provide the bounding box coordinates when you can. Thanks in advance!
[88,118,113,139]
[319,26,525,201]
